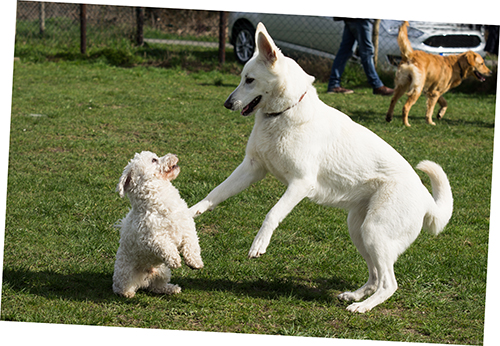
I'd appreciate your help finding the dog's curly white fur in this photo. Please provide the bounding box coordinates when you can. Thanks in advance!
[190,23,453,313]
[113,151,203,298]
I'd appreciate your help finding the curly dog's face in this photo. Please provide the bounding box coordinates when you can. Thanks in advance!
[117,151,180,197]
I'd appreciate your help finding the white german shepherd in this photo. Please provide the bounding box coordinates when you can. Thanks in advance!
[190,23,453,313]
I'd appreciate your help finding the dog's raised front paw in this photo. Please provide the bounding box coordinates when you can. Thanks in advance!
[186,257,204,270]
[248,233,271,258]
[167,256,182,269]
[189,200,212,218]
[188,208,201,218]
[248,241,267,258]
[248,248,265,258]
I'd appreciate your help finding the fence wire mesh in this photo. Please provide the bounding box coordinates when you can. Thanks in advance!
[16,2,138,48]
[15,1,495,70]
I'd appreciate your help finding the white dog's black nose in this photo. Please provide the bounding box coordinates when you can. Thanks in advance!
[224,97,233,110]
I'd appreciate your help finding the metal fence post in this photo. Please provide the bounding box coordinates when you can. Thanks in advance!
[39,2,45,35]
[80,4,87,54]
[218,11,227,64]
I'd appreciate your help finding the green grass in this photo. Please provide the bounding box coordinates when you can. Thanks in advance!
[2,54,495,345]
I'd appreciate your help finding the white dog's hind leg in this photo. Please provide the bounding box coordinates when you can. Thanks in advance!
[338,264,378,302]
[190,157,266,217]
[147,264,181,295]
[113,275,140,298]
[113,252,143,298]
[338,207,378,302]
[113,269,146,298]
[346,263,398,313]
[249,181,313,258]
[341,186,414,313]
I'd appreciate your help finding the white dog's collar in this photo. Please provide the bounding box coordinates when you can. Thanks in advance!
[266,91,307,117]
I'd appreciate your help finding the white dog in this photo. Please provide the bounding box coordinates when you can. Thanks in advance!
[113,151,203,298]
[190,23,453,313]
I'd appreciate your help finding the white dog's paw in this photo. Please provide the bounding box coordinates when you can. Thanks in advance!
[248,248,265,258]
[248,236,269,258]
[120,291,136,298]
[189,200,212,218]
[346,302,371,314]
[185,257,204,270]
[164,284,181,295]
[167,256,182,269]
[151,284,181,295]
[337,291,357,302]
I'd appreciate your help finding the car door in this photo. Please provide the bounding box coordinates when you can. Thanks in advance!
[258,13,344,55]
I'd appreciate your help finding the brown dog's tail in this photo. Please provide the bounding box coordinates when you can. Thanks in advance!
[398,21,413,62]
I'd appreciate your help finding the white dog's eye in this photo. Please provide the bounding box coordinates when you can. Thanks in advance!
[245,78,255,84]
[152,158,158,164]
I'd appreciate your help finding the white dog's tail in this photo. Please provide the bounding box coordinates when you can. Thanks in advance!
[417,160,453,235]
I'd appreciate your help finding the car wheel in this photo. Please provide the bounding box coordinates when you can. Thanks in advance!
[233,22,256,64]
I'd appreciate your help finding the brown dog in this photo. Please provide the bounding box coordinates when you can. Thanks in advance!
[386,21,491,126]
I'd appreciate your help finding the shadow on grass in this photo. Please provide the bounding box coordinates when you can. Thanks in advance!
[2,268,355,304]
[2,268,119,303]
[175,276,356,303]
[346,109,495,128]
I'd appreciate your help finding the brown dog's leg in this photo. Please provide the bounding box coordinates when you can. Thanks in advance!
[386,86,407,123]
[425,93,440,125]
[436,96,448,120]
[401,89,422,127]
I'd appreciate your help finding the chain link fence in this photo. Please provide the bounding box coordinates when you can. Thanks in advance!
[16,1,496,72]
[16,2,136,48]
[16,2,222,48]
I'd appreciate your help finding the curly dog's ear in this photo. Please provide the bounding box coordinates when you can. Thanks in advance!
[117,169,132,198]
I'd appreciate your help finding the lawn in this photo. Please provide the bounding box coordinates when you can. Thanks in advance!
[1,52,496,345]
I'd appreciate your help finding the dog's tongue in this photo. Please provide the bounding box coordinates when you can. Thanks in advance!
[475,71,486,82]
[241,105,250,115]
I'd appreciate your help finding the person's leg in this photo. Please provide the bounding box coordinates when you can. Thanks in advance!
[328,23,356,91]
[352,20,384,89]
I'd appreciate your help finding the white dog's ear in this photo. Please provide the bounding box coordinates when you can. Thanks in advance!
[256,22,278,66]
[117,170,132,198]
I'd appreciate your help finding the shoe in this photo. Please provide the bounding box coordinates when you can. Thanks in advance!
[373,86,394,96]
[327,87,354,94]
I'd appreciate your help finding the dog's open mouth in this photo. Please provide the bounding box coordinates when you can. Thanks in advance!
[161,165,180,181]
[166,164,179,173]
[160,163,180,181]
[474,70,487,82]
[241,95,262,116]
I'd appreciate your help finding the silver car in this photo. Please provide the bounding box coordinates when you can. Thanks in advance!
[228,13,487,67]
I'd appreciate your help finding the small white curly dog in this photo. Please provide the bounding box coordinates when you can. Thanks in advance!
[113,151,203,298]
